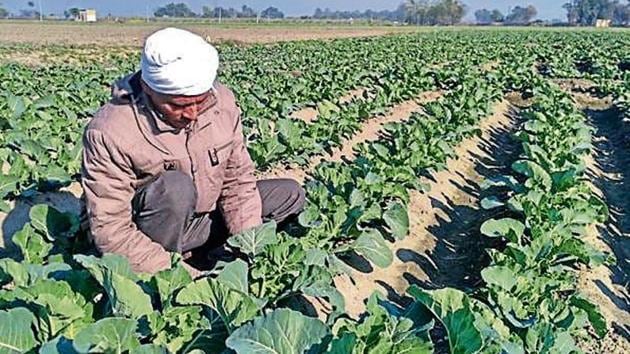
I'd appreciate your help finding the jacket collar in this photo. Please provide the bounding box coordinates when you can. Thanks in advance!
[138,85,219,135]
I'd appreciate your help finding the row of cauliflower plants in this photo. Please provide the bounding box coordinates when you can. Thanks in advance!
[0,62,508,352]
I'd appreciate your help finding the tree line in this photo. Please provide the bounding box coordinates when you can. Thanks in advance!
[1,0,628,26]
[563,0,629,25]
[474,6,538,25]
[475,0,629,25]
[313,0,467,25]
[154,3,284,19]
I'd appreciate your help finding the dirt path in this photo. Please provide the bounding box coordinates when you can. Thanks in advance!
[573,97,630,349]
[333,99,519,317]
[260,90,442,183]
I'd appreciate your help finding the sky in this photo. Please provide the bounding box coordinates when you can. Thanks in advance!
[0,1,567,21]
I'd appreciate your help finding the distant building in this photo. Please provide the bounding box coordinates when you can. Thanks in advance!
[595,19,611,28]
[77,9,96,22]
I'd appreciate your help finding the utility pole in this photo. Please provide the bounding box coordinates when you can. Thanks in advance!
[38,0,42,21]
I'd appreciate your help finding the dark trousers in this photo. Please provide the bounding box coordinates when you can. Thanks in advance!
[131,171,305,256]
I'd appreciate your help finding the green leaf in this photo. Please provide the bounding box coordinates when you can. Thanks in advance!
[216,259,249,294]
[304,249,328,266]
[512,160,552,191]
[0,258,29,287]
[129,344,168,354]
[105,271,154,319]
[151,269,192,309]
[0,308,37,354]
[326,333,357,354]
[72,318,141,353]
[480,196,504,210]
[75,254,151,318]
[74,254,139,283]
[226,308,329,354]
[549,331,578,354]
[481,266,517,291]
[176,277,259,331]
[569,295,607,339]
[32,95,56,110]
[29,204,79,241]
[40,336,76,354]
[480,218,525,243]
[352,229,393,268]
[408,286,483,354]
[227,221,278,257]
[0,175,19,199]
[12,224,52,264]
[7,94,27,120]
[382,201,409,240]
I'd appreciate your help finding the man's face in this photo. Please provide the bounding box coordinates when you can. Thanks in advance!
[142,80,215,129]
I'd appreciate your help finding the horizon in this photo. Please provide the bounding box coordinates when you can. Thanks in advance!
[0,1,567,21]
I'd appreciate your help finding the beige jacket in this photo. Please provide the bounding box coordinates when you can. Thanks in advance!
[81,72,262,274]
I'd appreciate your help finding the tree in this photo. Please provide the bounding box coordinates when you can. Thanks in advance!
[238,5,256,18]
[404,0,432,25]
[0,2,8,17]
[563,0,619,25]
[261,6,284,19]
[403,0,465,25]
[20,1,39,19]
[613,1,630,25]
[430,0,466,25]
[475,9,493,24]
[505,5,538,24]
[491,9,505,22]
[563,2,579,24]
[64,7,80,19]
[154,2,196,18]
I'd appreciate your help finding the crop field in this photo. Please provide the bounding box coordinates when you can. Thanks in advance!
[0,28,629,353]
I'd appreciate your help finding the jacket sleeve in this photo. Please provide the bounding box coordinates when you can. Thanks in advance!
[217,109,263,235]
[81,129,173,274]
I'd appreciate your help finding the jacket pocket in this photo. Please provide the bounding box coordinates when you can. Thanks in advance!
[208,141,233,168]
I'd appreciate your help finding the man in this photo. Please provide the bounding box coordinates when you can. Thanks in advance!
[82,28,305,277]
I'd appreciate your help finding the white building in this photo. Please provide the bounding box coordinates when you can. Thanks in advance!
[77,9,96,22]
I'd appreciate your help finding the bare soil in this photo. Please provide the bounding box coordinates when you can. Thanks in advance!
[335,99,519,317]
[575,95,630,351]
[0,22,416,46]
[552,80,630,350]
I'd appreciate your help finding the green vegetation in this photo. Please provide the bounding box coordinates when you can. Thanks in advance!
[0,29,628,352]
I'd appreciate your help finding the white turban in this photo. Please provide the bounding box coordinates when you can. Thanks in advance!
[141,28,219,96]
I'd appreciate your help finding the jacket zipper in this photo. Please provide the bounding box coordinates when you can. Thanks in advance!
[185,125,196,185]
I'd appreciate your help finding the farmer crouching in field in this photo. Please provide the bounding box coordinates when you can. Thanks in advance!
[81,28,305,277]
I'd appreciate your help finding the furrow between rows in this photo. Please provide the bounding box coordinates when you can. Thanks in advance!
[335,99,518,317]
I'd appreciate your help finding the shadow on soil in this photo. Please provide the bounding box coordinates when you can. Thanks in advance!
[400,106,522,292]
[585,106,630,317]
[0,191,82,258]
